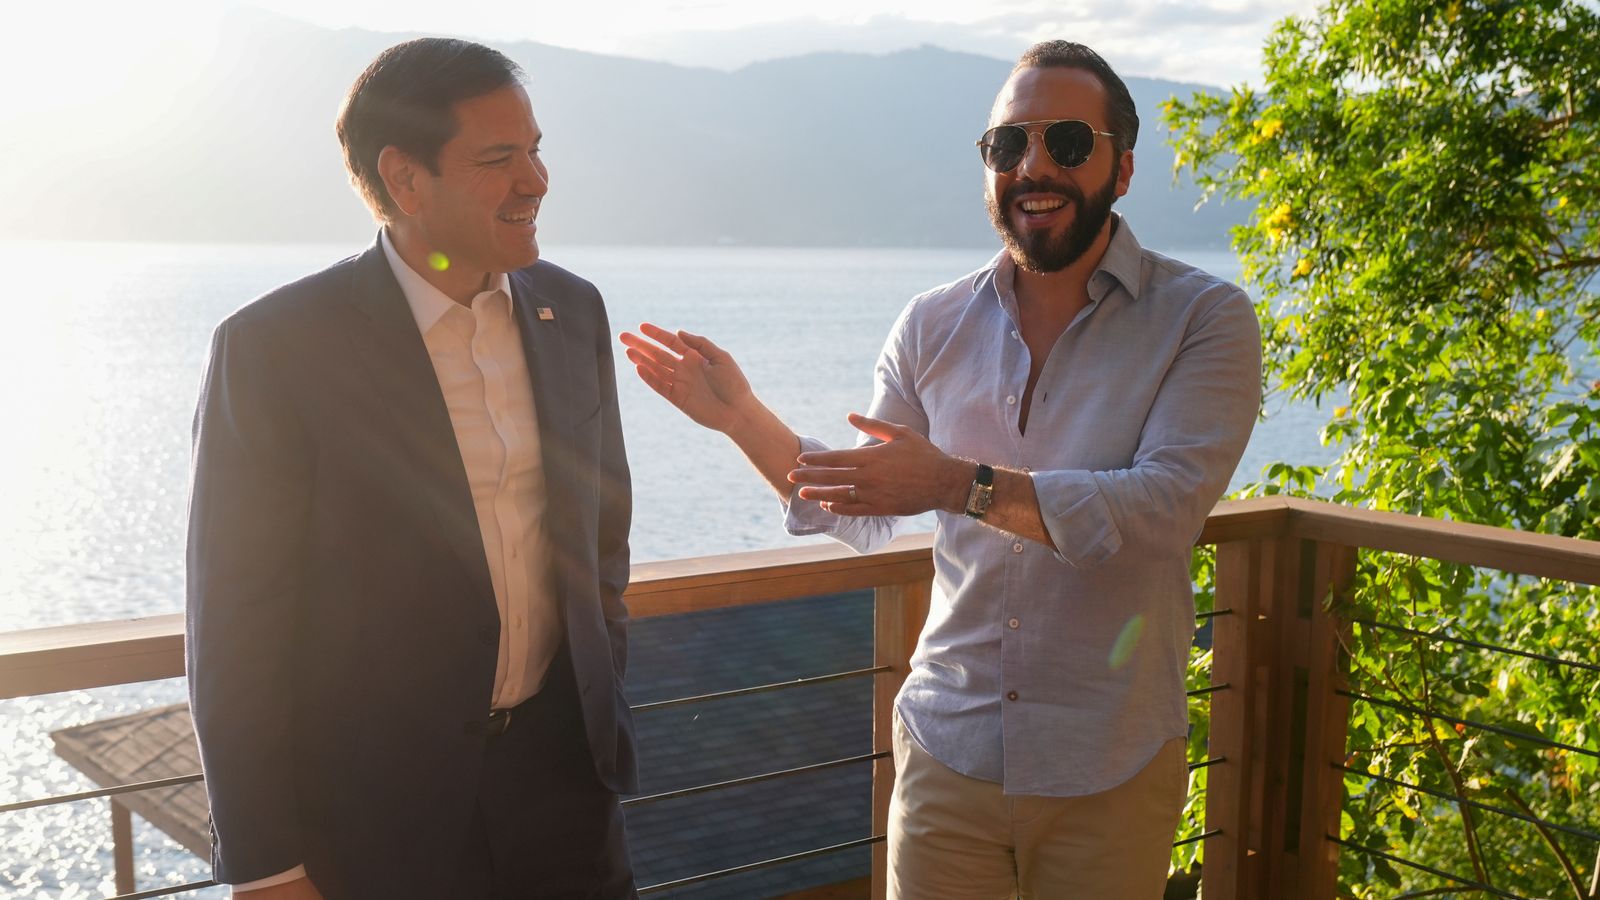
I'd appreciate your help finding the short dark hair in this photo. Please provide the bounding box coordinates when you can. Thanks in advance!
[1015,41,1138,156]
[337,38,524,221]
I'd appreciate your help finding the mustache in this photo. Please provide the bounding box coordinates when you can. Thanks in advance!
[1002,179,1083,208]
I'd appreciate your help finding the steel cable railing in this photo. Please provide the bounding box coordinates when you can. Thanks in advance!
[106,881,220,900]
[1333,762,1600,845]
[0,772,203,814]
[1328,835,1539,900]
[628,664,889,713]
[638,835,884,895]
[8,590,1242,896]
[1337,689,1600,761]
[1348,614,1600,675]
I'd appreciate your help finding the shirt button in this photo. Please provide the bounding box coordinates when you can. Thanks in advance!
[1006,691,1019,701]
[1008,617,1020,629]
[1006,395,1017,405]
[1013,542,1024,553]
[1011,330,1020,340]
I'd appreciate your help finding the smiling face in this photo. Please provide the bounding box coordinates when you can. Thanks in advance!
[984,66,1133,274]
[405,83,548,287]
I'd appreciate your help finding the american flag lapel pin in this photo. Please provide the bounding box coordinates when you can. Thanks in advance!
[536,307,555,321]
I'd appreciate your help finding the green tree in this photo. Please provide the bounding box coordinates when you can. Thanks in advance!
[1164,0,1600,895]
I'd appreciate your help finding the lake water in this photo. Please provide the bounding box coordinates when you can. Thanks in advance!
[0,240,1334,896]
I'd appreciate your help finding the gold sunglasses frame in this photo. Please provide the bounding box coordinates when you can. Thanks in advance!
[976,119,1117,172]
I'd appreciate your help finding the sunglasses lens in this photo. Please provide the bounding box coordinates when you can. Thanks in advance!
[978,125,1027,172]
[1044,120,1096,168]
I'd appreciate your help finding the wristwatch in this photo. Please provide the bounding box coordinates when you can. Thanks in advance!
[964,463,995,520]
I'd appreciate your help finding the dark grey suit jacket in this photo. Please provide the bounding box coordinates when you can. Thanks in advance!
[185,237,636,896]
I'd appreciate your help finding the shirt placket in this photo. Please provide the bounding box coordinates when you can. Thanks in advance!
[996,306,1034,783]
[473,295,527,708]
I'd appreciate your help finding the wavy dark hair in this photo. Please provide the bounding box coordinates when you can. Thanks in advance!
[337,38,523,221]
[1015,41,1139,156]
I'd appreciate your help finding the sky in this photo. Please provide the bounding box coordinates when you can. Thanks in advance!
[8,0,1322,111]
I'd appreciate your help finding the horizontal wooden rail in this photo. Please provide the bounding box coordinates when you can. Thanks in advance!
[625,532,934,617]
[7,498,1600,702]
[1280,496,1600,585]
[0,614,187,701]
[0,534,938,701]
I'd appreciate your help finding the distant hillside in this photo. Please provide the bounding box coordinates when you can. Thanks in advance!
[1,10,1247,249]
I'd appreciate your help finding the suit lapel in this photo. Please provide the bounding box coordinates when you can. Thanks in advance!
[342,238,495,604]
[510,268,579,587]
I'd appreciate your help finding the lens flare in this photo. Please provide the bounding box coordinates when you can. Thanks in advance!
[427,252,450,272]
[1108,614,1146,670]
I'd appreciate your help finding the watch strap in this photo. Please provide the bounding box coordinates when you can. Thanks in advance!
[964,463,995,519]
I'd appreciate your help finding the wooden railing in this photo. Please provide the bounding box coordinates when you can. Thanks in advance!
[4,496,1599,899]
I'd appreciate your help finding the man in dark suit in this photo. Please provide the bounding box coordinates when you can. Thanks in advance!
[186,38,636,899]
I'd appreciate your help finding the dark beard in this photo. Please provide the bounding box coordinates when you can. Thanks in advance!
[986,163,1119,274]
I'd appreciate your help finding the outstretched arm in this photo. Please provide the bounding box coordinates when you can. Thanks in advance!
[619,323,801,501]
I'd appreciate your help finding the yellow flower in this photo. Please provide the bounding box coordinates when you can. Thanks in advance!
[1334,405,1349,418]
[1256,118,1285,141]
[1264,202,1293,230]
[1292,257,1313,278]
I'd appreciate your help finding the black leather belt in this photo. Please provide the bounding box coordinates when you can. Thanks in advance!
[484,707,515,738]
[464,707,517,738]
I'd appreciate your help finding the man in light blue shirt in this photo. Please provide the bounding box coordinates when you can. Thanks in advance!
[622,40,1259,899]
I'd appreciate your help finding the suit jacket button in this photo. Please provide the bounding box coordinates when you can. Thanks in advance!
[479,625,498,646]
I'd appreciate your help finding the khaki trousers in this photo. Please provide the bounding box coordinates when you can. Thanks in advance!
[888,714,1187,900]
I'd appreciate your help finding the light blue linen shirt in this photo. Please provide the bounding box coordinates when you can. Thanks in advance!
[786,217,1261,797]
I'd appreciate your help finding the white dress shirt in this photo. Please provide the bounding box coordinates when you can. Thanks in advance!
[381,230,561,711]
[231,235,560,893]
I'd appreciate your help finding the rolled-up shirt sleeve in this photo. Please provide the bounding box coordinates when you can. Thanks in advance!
[1033,286,1261,568]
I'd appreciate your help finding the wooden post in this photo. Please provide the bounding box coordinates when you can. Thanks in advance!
[1293,541,1356,896]
[871,578,931,900]
[1257,538,1356,900]
[1206,538,1275,900]
[111,798,135,895]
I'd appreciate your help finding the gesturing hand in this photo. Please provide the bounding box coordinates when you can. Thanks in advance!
[619,323,754,434]
[790,413,971,517]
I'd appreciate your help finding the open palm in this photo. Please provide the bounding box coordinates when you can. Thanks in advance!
[619,323,753,433]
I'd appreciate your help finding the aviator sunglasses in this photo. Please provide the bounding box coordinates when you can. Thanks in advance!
[976,119,1116,173]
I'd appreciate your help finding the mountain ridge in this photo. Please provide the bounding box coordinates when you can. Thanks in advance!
[0,13,1248,249]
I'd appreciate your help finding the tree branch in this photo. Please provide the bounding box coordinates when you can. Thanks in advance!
[1498,779,1588,899]
[1413,625,1492,887]
[1535,256,1600,277]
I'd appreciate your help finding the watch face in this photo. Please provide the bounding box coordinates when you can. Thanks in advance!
[966,481,994,519]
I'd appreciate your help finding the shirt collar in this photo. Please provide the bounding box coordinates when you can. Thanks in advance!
[379,229,514,334]
[1092,213,1144,302]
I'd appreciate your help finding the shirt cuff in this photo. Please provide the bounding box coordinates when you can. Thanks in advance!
[781,435,838,536]
[1030,469,1122,568]
[232,864,307,893]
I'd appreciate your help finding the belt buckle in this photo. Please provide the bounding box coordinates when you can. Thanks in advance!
[486,707,513,738]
